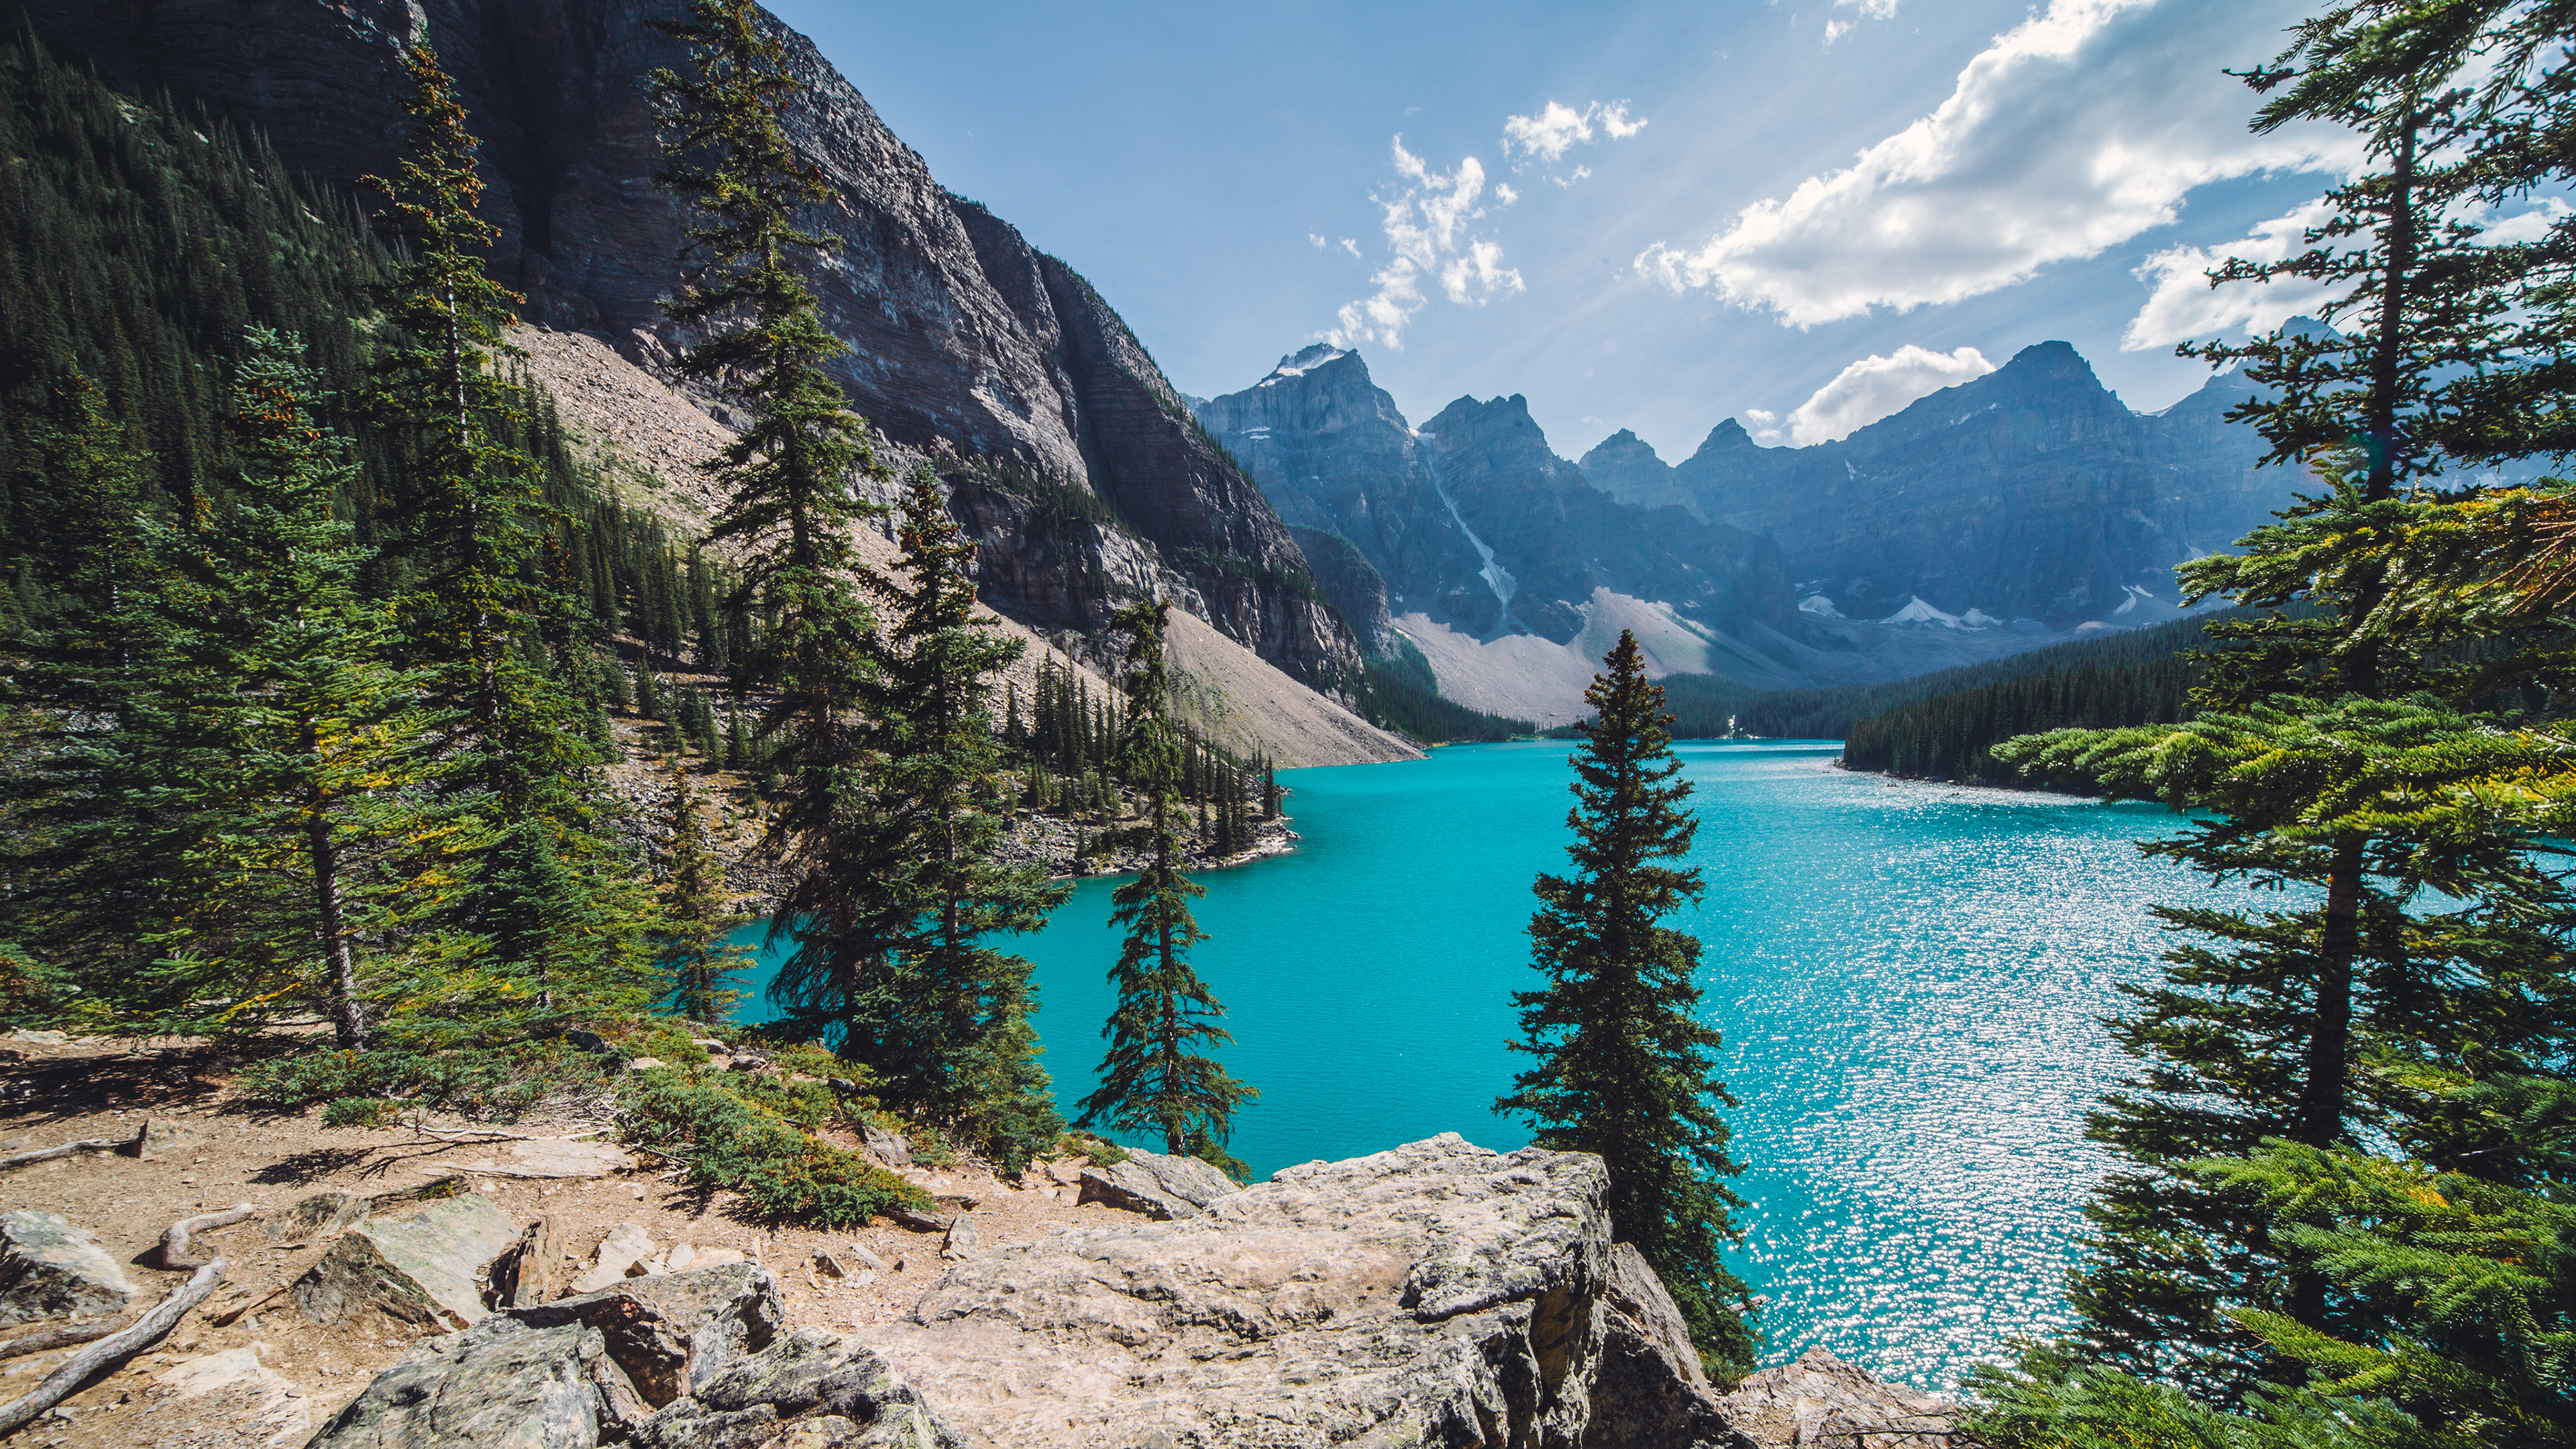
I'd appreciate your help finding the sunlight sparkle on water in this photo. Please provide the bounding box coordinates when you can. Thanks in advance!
[729,741,2206,1391]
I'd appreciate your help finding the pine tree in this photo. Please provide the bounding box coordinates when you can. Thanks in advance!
[653,0,889,1042]
[1988,0,2576,1410]
[1077,598,1252,1159]
[366,42,645,1018]
[1498,629,1756,1376]
[7,333,433,1046]
[835,464,1069,1169]
[657,756,749,1022]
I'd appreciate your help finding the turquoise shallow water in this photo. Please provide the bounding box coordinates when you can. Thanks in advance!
[726,739,2202,1391]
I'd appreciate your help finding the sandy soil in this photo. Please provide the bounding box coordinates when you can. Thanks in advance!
[0,1034,1128,1448]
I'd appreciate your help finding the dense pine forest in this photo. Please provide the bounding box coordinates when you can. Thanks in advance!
[1839,631,2206,784]
[0,17,1271,1224]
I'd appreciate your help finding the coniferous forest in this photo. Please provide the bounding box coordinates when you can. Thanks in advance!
[0,9,1272,1231]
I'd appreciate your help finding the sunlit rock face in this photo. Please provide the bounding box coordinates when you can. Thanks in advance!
[27,0,1362,689]
[1602,341,2287,628]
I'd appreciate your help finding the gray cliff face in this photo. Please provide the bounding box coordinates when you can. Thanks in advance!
[29,0,1360,688]
[1199,347,1803,651]
[1616,342,2286,626]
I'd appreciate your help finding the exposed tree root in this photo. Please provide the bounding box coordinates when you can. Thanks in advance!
[0,1254,223,1437]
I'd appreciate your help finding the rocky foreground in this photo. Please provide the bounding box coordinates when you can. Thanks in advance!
[0,1130,1962,1448]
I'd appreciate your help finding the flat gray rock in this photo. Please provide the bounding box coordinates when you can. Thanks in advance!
[1071,1148,1238,1222]
[305,1319,603,1448]
[291,1193,517,1331]
[0,1208,136,1324]
[459,1139,631,1179]
[872,1132,1731,1448]
[1715,1346,1959,1449]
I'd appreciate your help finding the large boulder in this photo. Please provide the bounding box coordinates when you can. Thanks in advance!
[1715,1346,1960,1448]
[291,1193,519,1331]
[312,1265,961,1449]
[871,1132,1738,1448]
[305,1319,605,1448]
[0,1208,136,1324]
[1073,1146,1241,1221]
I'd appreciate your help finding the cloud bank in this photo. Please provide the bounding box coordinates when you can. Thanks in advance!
[1788,345,1995,444]
[1327,140,1523,350]
[1637,0,2357,326]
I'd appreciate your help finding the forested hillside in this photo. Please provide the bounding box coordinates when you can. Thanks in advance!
[0,26,1275,1205]
[1839,651,2198,784]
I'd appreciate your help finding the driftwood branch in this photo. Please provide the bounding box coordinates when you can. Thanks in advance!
[0,1319,119,1362]
[0,1137,126,1173]
[0,1255,223,1436]
[154,1203,256,1271]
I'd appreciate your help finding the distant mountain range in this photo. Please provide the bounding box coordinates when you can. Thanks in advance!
[1195,342,2298,722]
[26,0,2310,736]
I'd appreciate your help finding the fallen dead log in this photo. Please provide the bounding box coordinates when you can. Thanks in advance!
[0,1137,126,1173]
[0,1254,223,1436]
[154,1203,256,1271]
[0,1319,119,1362]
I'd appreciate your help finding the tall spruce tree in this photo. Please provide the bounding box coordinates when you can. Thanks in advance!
[1076,598,1252,1161]
[366,42,647,1024]
[1498,629,1754,1376]
[9,333,433,1045]
[1989,0,2576,1412]
[839,465,1069,1169]
[651,0,888,1042]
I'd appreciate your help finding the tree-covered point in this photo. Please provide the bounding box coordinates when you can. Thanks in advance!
[1841,650,2200,786]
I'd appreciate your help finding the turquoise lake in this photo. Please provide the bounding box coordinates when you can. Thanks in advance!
[726,739,2206,1391]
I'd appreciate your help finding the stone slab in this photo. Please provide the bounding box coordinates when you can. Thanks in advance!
[291,1193,517,1331]
[0,1208,135,1324]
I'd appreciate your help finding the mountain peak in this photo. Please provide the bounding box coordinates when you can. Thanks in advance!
[1697,417,1760,455]
[1262,343,1357,385]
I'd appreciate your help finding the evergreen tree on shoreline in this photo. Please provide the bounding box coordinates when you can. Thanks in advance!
[1499,629,1755,1377]
[1077,598,1252,1162]
[650,0,888,1044]
[843,465,1069,1170]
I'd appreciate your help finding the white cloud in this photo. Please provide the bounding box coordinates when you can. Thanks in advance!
[1824,18,1853,46]
[1788,345,1995,445]
[1550,165,1594,189]
[2122,201,2342,351]
[1503,101,1597,164]
[1497,183,1520,205]
[1501,100,1648,178]
[1340,237,1363,258]
[1743,407,1784,444]
[2474,197,2571,246]
[1636,0,2358,327]
[1309,233,1328,248]
[1839,0,1902,16]
[1326,139,1523,351]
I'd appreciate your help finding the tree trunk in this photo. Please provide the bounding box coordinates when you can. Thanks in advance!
[308,767,368,1050]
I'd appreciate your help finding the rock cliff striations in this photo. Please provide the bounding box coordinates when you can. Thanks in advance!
[27,0,1364,691]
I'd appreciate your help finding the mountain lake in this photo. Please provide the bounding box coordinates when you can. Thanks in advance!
[727,739,2221,1391]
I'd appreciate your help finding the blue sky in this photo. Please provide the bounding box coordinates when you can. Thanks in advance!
[771,0,2365,463]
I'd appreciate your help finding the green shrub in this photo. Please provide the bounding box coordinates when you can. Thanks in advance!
[322,1096,398,1128]
[621,1073,928,1229]
[241,1042,618,1121]
[1063,1132,1128,1169]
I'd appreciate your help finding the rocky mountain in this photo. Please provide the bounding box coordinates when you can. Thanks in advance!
[1198,345,2103,722]
[1197,345,1813,673]
[24,0,1363,692]
[1587,341,2286,629]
